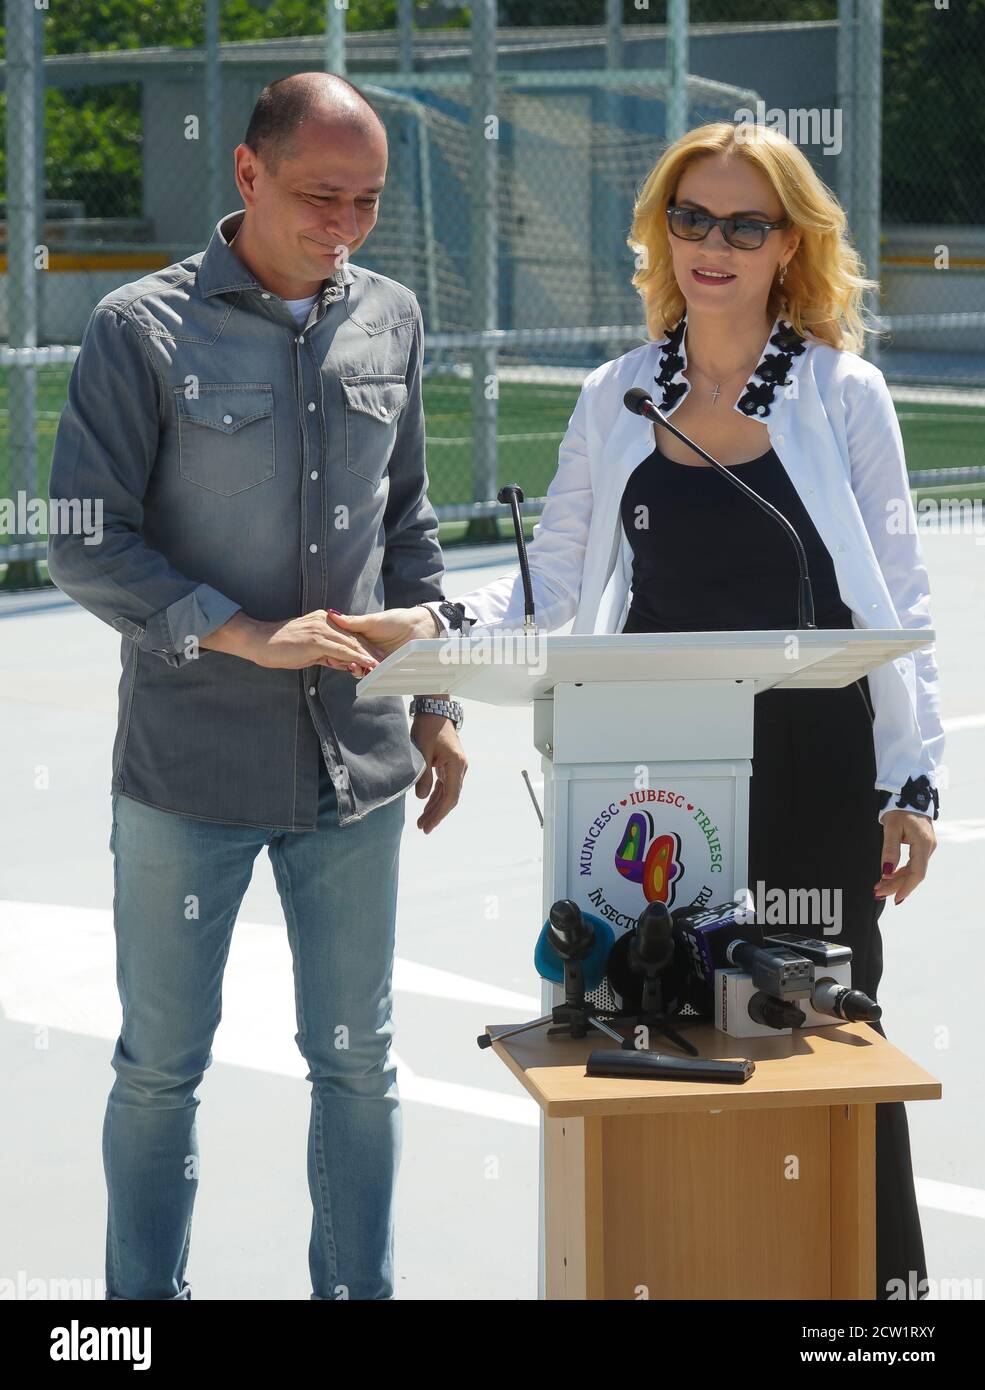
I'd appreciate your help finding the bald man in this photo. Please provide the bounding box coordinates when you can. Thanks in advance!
[47,72,466,1300]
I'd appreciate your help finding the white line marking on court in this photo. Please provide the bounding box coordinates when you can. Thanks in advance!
[942,712,985,732]
[915,1178,985,1221]
[932,819,985,843]
[395,957,538,1012]
[5,903,985,1203]
[389,1051,538,1125]
[0,900,540,1123]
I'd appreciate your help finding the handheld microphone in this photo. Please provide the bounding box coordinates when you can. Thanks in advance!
[810,980,882,1023]
[761,932,881,1021]
[497,483,537,633]
[547,898,593,957]
[724,940,814,1000]
[622,387,816,630]
[606,901,680,1013]
[534,900,614,994]
[748,992,806,1030]
[671,901,764,988]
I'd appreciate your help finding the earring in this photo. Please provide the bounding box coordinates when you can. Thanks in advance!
[777,263,788,286]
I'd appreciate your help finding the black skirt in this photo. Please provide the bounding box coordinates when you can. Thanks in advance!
[748,679,928,1299]
[619,444,928,1298]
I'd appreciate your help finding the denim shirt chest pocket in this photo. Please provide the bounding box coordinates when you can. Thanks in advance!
[175,383,275,495]
[339,374,408,484]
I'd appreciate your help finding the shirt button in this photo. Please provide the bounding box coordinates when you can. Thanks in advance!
[307,402,316,412]
[310,470,318,480]
[775,434,784,444]
[805,487,813,495]
[308,685,316,696]
[380,406,389,418]
[222,414,233,424]
[837,544,846,552]
[298,335,305,344]
[309,543,318,553]
[261,292,271,299]
[871,603,879,610]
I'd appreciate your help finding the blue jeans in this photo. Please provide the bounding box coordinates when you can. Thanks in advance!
[103,756,407,1300]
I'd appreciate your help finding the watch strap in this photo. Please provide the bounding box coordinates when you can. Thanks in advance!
[409,695,463,729]
[437,600,473,634]
[878,775,939,820]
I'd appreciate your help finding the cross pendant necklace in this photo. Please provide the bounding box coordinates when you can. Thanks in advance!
[710,382,721,405]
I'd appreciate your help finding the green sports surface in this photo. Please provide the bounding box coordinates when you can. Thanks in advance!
[0,368,982,556]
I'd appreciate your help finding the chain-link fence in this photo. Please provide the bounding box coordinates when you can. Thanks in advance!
[2,0,983,579]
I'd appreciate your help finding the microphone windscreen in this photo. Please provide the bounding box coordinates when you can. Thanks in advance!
[607,929,692,1014]
[635,901,675,968]
[534,910,614,992]
[624,387,651,415]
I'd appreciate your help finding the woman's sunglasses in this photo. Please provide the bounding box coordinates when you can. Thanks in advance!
[666,204,790,250]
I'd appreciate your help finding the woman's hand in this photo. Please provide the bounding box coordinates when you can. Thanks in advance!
[327,605,437,659]
[243,610,381,676]
[874,810,937,905]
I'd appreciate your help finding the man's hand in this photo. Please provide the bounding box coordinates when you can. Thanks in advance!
[874,810,937,905]
[411,713,467,833]
[201,609,381,676]
[329,605,438,659]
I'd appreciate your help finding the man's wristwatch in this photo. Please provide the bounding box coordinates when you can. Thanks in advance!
[409,696,464,731]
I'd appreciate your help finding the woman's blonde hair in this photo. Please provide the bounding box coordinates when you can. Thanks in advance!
[627,121,878,353]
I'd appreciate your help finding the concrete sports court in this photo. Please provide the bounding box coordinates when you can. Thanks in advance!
[1,523,982,1300]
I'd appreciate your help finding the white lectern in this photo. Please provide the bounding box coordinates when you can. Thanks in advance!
[357,628,934,1299]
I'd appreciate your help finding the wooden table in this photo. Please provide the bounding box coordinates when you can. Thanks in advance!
[484,1020,941,1300]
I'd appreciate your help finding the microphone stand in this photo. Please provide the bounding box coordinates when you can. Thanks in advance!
[624,390,816,630]
[478,901,627,1051]
[624,971,699,1057]
[497,483,537,634]
[477,954,627,1050]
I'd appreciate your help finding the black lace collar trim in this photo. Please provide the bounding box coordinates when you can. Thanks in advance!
[653,313,809,420]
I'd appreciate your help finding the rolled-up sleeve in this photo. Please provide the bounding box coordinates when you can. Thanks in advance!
[46,304,242,669]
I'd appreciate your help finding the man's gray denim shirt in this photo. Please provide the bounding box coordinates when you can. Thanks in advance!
[46,209,445,830]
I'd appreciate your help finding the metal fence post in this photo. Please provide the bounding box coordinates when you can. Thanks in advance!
[603,0,627,365]
[325,0,346,76]
[836,0,857,233]
[468,0,500,544]
[3,0,42,589]
[205,0,223,240]
[856,0,883,367]
[666,0,690,145]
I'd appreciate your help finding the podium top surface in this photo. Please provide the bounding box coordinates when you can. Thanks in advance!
[484,1020,941,1118]
[356,629,934,706]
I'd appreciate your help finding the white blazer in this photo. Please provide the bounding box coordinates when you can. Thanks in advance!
[448,314,944,824]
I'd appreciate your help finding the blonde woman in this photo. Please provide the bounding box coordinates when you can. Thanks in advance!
[335,122,943,1299]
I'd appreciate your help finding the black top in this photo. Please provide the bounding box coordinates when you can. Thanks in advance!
[620,442,854,633]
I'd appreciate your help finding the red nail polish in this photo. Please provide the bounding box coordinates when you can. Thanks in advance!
[882,861,893,876]
[328,608,340,615]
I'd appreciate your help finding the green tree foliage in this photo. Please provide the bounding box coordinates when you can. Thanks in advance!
[882,0,985,223]
[0,1,979,225]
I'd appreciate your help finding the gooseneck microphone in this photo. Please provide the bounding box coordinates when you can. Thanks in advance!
[497,484,537,633]
[623,387,817,630]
